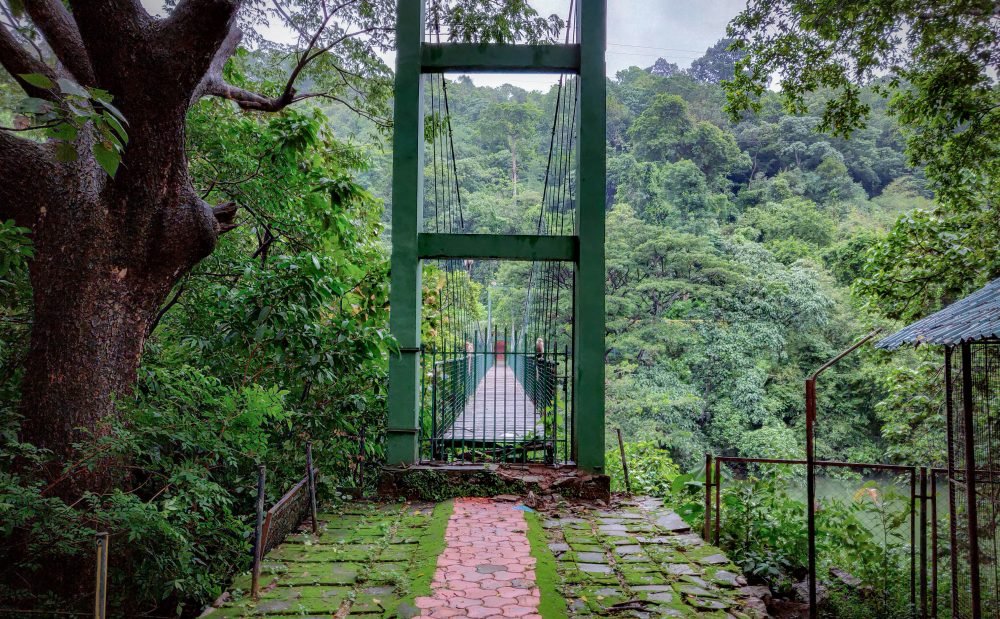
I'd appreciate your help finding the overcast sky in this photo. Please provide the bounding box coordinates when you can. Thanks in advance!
[468,0,746,90]
[141,0,746,90]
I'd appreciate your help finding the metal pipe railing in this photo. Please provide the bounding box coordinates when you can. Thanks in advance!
[705,454,952,619]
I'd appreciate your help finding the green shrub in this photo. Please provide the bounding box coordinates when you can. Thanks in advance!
[606,440,681,497]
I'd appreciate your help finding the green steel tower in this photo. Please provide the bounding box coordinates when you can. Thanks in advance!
[387,0,606,472]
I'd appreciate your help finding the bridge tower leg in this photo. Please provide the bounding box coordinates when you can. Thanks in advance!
[574,0,607,473]
[386,0,424,466]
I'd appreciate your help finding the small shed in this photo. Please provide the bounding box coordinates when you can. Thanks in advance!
[879,277,1000,618]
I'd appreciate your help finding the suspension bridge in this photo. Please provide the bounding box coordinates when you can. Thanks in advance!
[387,0,606,471]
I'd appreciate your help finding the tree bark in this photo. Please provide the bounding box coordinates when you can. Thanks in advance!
[18,117,223,492]
[1,1,241,495]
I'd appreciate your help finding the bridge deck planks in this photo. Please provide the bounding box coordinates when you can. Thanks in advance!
[440,362,540,443]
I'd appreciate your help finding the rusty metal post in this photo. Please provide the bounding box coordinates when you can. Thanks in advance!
[616,428,631,495]
[804,329,881,619]
[931,470,938,619]
[703,453,713,541]
[714,458,721,545]
[805,375,818,619]
[961,342,982,618]
[251,464,266,599]
[94,532,108,619]
[945,347,960,617]
[358,427,366,491]
[920,466,928,618]
[910,468,917,614]
[306,442,319,535]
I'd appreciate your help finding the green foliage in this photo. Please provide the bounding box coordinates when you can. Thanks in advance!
[726,0,1000,318]
[707,471,911,618]
[15,74,128,176]
[428,0,564,44]
[0,92,391,613]
[606,441,681,497]
[688,38,746,85]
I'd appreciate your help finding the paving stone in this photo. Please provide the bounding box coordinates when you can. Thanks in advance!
[570,543,605,553]
[576,552,607,563]
[665,563,696,576]
[578,563,614,574]
[636,536,679,545]
[686,597,729,611]
[676,584,716,598]
[413,498,540,619]
[699,553,729,565]
[645,592,673,603]
[624,571,669,586]
[710,570,741,587]
[654,513,691,533]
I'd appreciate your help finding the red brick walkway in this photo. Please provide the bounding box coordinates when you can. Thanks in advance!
[414,498,541,619]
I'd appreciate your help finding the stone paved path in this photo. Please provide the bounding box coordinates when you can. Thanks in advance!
[541,497,767,617]
[414,498,541,619]
[207,497,765,618]
[207,502,441,617]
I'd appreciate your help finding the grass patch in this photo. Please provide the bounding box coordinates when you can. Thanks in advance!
[400,499,454,606]
[525,511,568,619]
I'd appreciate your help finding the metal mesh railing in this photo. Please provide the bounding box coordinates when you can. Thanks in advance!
[260,469,317,556]
[705,455,948,618]
[947,340,1000,618]
[420,334,571,464]
[250,451,320,599]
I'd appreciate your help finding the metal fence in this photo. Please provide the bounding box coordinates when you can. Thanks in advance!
[419,333,572,464]
[250,448,320,599]
[946,340,1000,619]
[704,455,956,618]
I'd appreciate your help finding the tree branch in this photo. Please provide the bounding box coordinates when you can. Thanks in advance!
[202,79,297,111]
[196,16,390,118]
[0,21,59,98]
[189,24,243,105]
[213,201,239,233]
[0,130,56,227]
[146,278,188,337]
[66,0,148,82]
[158,0,241,95]
[23,0,95,84]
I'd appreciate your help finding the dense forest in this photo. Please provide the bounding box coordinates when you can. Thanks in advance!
[330,43,942,469]
[0,0,995,614]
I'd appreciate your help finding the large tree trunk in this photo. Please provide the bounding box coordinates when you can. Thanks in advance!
[0,1,244,494]
[18,116,222,491]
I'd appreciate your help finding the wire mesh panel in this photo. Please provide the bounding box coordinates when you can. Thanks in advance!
[708,457,936,618]
[948,340,1000,618]
[261,470,317,556]
[420,333,571,464]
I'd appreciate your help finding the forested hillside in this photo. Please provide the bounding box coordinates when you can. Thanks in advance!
[2,0,994,613]
[331,41,938,468]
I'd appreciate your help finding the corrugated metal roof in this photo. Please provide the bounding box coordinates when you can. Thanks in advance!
[877,278,1000,350]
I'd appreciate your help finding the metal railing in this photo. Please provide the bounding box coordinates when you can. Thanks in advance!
[420,333,572,464]
[250,444,321,599]
[704,454,954,618]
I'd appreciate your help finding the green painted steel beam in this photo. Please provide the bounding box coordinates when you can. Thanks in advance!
[421,43,580,73]
[386,0,424,466]
[418,233,578,261]
[573,0,607,473]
